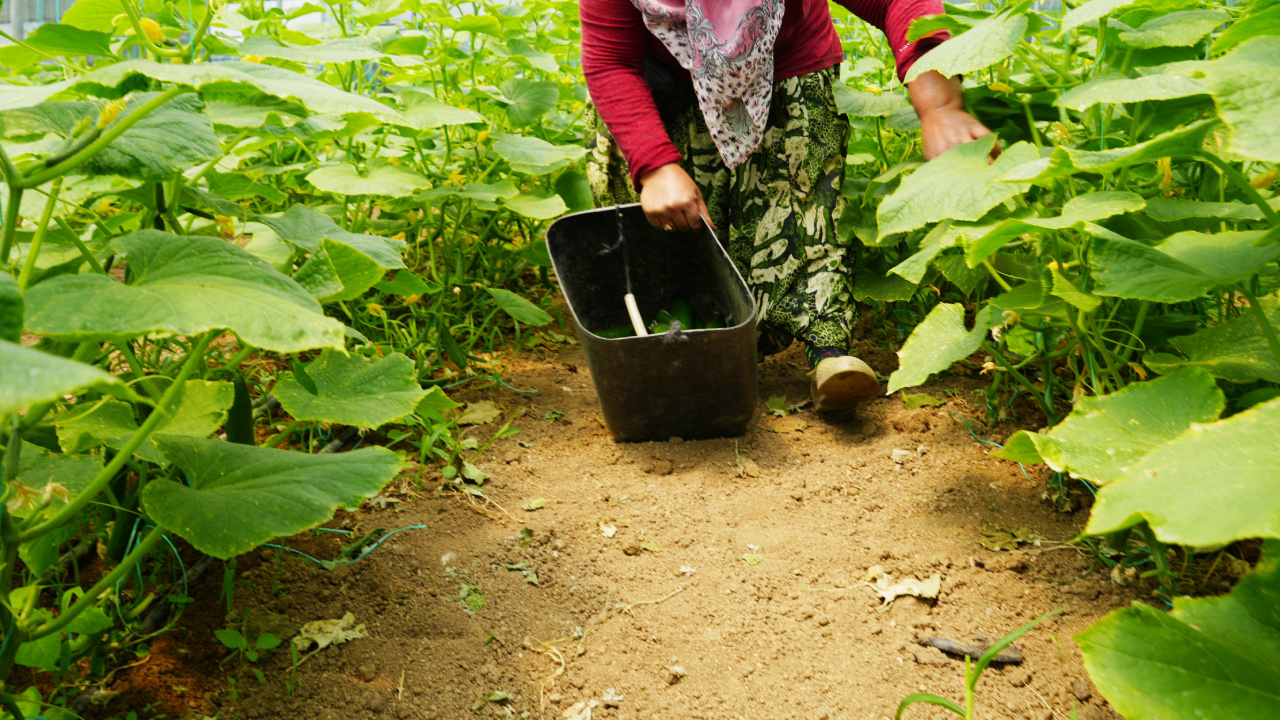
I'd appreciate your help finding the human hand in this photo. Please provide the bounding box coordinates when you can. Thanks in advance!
[920,106,999,161]
[906,70,1000,161]
[638,163,711,232]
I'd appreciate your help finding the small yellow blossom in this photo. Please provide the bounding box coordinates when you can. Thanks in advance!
[1251,169,1277,190]
[448,168,465,185]
[1128,362,1148,381]
[1158,157,1173,190]
[215,215,236,237]
[140,18,165,44]
[980,361,998,375]
[405,294,421,305]
[97,98,128,129]
[367,303,386,318]
[242,54,266,63]
[864,84,882,94]
[988,82,1014,94]
[476,129,489,144]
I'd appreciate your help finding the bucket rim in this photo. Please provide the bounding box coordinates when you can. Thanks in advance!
[545,203,757,340]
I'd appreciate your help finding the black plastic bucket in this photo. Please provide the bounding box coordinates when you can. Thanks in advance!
[546,204,758,442]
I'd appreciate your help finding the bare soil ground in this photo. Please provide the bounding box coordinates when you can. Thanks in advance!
[93,339,1146,720]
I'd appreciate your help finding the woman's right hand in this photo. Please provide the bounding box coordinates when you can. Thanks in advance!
[638,163,711,232]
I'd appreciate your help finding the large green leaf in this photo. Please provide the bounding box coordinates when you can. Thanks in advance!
[994,368,1223,484]
[23,24,114,58]
[1204,36,1280,162]
[273,350,426,428]
[254,204,405,301]
[876,137,1036,240]
[1059,0,1137,35]
[833,83,913,118]
[1146,295,1280,383]
[904,9,1028,82]
[142,436,404,558]
[1003,120,1218,182]
[239,35,385,64]
[306,161,430,197]
[502,191,567,220]
[0,341,127,417]
[1085,396,1280,546]
[1143,197,1276,222]
[491,133,587,175]
[34,60,404,122]
[500,78,559,127]
[256,204,404,269]
[1055,72,1209,111]
[483,287,552,326]
[1078,542,1280,720]
[1119,10,1229,48]
[1091,230,1280,302]
[54,380,234,464]
[887,304,1000,393]
[24,231,345,352]
[965,191,1146,266]
[61,0,127,32]
[397,89,485,130]
[86,93,219,181]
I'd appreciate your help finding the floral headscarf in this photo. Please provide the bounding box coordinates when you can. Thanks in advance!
[630,0,785,169]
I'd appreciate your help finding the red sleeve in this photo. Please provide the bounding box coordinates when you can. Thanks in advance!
[832,0,949,81]
[580,0,684,190]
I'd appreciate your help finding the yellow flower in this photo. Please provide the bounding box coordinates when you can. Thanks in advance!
[241,54,266,64]
[405,294,421,305]
[987,82,1014,94]
[1127,362,1148,381]
[97,98,128,129]
[215,215,236,237]
[980,361,997,376]
[476,129,489,144]
[864,84,882,94]
[1158,157,1173,190]
[367,303,386,318]
[140,18,165,44]
[448,168,465,185]
[1251,169,1277,190]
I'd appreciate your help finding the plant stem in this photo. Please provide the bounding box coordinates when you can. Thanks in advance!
[1020,40,1075,83]
[981,260,1013,292]
[0,692,24,720]
[16,180,62,290]
[21,87,189,189]
[52,216,107,274]
[1193,152,1279,225]
[29,525,167,641]
[1239,285,1280,369]
[0,184,23,270]
[985,343,1057,424]
[20,330,217,543]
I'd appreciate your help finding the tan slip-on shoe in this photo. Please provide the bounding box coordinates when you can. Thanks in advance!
[810,356,879,412]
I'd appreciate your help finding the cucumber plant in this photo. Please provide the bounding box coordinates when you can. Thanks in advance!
[839,0,1279,717]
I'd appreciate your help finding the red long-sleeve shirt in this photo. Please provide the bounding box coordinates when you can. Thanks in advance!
[580,0,946,187]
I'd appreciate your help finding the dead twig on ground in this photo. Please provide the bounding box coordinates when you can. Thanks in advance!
[614,585,683,615]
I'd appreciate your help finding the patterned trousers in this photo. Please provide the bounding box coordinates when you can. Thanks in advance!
[585,66,855,362]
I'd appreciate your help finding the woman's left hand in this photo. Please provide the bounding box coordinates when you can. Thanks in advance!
[906,70,999,161]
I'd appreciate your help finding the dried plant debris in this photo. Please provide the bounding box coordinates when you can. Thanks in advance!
[863,565,942,610]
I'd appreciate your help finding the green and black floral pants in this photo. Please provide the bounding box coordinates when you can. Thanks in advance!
[585,66,855,366]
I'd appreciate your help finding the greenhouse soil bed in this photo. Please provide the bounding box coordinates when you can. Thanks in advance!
[96,340,1145,720]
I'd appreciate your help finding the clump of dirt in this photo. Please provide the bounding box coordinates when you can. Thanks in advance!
[95,341,1147,720]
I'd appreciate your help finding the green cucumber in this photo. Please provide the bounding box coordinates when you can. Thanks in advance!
[671,298,694,331]
[595,324,636,339]
[0,273,22,343]
[704,312,727,329]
